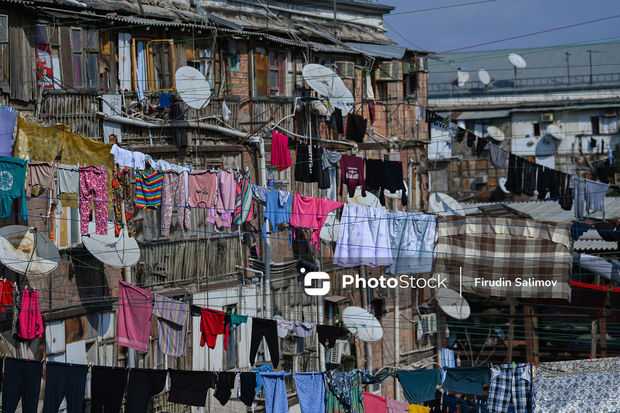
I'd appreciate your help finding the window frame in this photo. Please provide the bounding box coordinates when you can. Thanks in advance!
[132,37,176,93]
[0,13,7,88]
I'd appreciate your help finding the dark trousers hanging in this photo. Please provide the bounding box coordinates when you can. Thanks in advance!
[42,362,89,413]
[249,317,280,368]
[90,365,129,413]
[125,368,167,413]
[2,358,43,413]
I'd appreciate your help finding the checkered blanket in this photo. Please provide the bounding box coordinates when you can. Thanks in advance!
[433,216,572,300]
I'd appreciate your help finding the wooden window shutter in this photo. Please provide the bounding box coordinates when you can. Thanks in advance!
[255,51,268,96]
[59,27,73,88]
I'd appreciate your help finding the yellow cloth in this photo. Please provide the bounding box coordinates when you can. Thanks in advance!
[13,116,64,162]
[409,404,431,413]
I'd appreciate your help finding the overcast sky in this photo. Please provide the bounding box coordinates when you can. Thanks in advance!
[380,0,620,54]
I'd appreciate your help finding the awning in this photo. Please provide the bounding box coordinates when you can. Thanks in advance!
[344,42,407,59]
[456,110,510,120]
[325,295,349,304]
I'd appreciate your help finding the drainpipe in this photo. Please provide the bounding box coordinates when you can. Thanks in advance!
[360,266,372,373]
[235,266,264,316]
[394,289,400,400]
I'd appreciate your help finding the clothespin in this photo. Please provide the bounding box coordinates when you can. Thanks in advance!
[511,361,516,368]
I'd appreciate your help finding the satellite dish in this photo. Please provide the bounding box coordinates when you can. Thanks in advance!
[544,124,562,140]
[508,53,527,69]
[487,125,505,142]
[0,226,59,275]
[499,177,510,194]
[436,288,471,320]
[342,306,383,342]
[273,315,289,338]
[82,222,140,268]
[429,192,465,216]
[302,64,355,115]
[175,66,211,109]
[478,69,491,85]
[457,70,470,88]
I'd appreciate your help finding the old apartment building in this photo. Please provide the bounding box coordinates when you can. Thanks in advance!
[0,0,431,410]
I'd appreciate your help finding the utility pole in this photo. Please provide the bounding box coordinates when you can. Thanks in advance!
[332,0,338,39]
[565,52,571,85]
[587,49,600,85]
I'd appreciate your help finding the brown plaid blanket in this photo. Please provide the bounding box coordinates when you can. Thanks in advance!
[433,216,572,300]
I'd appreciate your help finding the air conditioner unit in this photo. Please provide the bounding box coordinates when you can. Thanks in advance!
[474,175,488,185]
[541,113,554,122]
[334,61,355,79]
[0,15,8,43]
[326,339,350,364]
[376,62,400,81]
[405,57,428,73]
[420,313,437,334]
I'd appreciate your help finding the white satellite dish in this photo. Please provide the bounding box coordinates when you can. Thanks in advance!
[342,306,383,342]
[544,124,562,140]
[429,192,465,216]
[499,177,510,194]
[508,53,527,69]
[487,125,505,142]
[273,315,290,338]
[457,70,470,88]
[82,222,140,268]
[436,288,471,320]
[175,66,211,109]
[0,226,59,275]
[302,64,355,115]
[478,69,491,85]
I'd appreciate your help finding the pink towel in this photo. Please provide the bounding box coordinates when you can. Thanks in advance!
[116,281,153,352]
[17,288,43,339]
[387,399,409,413]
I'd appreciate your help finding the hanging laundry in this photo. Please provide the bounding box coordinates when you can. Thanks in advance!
[249,317,280,368]
[397,369,440,404]
[339,155,366,198]
[161,170,191,236]
[504,154,524,195]
[112,167,135,237]
[168,370,216,406]
[0,106,17,156]
[125,368,167,413]
[534,357,620,413]
[295,321,316,338]
[442,366,490,396]
[0,279,14,312]
[316,147,331,190]
[365,158,384,191]
[441,348,456,368]
[90,365,128,413]
[0,157,27,220]
[317,324,347,348]
[79,166,108,235]
[228,313,248,331]
[253,364,273,393]
[152,294,189,357]
[487,143,508,169]
[536,165,551,200]
[263,189,293,237]
[135,170,163,209]
[334,204,392,268]
[325,370,364,412]
[2,358,43,413]
[363,392,387,411]
[368,100,376,124]
[26,161,57,200]
[387,399,410,413]
[593,221,620,241]
[295,372,325,413]
[187,170,217,209]
[331,108,344,134]
[158,92,172,108]
[487,364,532,413]
[521,160,537,197]
[294,141,320,183]
[110,144,146,170]
[290,195,343,249]
[116,281,153,352]
[208,169,236,229]
[384,212,436,275]
[262,372,291,413]
[233,173,255,225]
[239,372,257,406]
[222,100,232,121]
[42,362,89,413]
[200,308,230,349]
[558,172,573,211]
[17,287,43,339]
[573,176,586,219]
[323,148,342,201]
[271,130,292,171]
[585,178,608,217]
[381,160,408,207]
[549,170,562,199]
[345,113,367,142]
[409,404,431,413]
[214,372,237,406]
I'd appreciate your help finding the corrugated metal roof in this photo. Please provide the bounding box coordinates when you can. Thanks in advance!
[575,238,617,251]
[456,110,510,120]
[308,41,359,54]
[344,42,407,59]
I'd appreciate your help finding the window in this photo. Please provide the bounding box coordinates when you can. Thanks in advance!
[146,39,175,90]
[376,82,388,101]
[533,122,540,137]
[591,116,600,135]
[600,115,618,134]
[268,51,285,96]
[34,25,53,89]
[404,72,418,96]
[0,14,7,87]
[254,48,288,97]
[62,28,99,89]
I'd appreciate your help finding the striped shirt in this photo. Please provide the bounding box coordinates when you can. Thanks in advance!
[152,294,189,357]
[135,171,163,209]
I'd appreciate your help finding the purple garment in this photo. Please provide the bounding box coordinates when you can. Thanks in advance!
[0,108,17,157]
